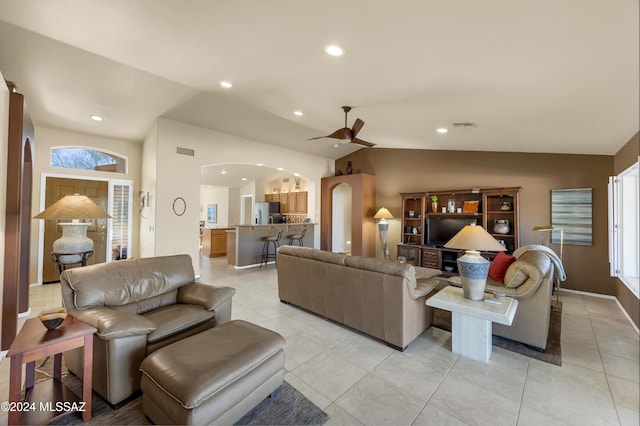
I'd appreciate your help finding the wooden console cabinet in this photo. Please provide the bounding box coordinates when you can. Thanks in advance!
[201,228,231,257]
[398,187,521,272]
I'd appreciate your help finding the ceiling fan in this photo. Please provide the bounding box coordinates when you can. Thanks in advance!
[308,106,375,147]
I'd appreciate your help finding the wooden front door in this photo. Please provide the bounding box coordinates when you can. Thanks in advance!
[42,177,109,283]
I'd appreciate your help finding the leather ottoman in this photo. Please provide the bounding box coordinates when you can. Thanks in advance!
[139,320,286,425]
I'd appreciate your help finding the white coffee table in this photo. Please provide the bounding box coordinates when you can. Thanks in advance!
[426,286,518,363]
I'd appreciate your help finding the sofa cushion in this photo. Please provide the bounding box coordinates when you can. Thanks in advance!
[143,304,215,343]
[488,252,516,283]
[344,256,414,281]
[66,255,196,309]
[72,307,156,340]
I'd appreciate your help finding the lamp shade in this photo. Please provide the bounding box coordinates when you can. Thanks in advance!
[444,223,506,252]
[373,207,394,220]
[34,194,111,220]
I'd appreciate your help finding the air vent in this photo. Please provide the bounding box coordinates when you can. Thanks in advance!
[176,147,195,156]
[452,122,477,128]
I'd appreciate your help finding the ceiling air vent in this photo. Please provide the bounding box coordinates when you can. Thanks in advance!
[452,122,477,128]
[176,147,195,156]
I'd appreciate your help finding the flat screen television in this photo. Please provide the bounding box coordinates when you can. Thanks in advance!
[425,217,477,247]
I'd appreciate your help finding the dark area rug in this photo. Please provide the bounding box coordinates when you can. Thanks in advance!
[34,370,328,425]
[432,302,562,366]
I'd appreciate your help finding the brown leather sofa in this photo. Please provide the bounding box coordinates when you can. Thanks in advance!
[485,249,555,349]
[59,254,236,405]
[276,246,441,350]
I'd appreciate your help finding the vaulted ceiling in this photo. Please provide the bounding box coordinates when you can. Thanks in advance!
[1,0,638,172]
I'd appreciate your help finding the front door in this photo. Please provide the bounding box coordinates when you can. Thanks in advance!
[42,177,109,283]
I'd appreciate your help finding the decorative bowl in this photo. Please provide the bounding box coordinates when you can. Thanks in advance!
[38,307,67,330]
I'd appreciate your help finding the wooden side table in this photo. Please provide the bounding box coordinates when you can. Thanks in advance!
[6,316,96,425]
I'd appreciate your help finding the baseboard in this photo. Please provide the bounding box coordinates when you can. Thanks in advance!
[0,350,6,363]
[559,289,639,335]
[18,308,31,318]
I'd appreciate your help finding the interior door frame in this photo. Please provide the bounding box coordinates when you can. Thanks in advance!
[37,172,131,284]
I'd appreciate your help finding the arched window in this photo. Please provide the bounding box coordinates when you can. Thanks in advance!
[51,147,126,173]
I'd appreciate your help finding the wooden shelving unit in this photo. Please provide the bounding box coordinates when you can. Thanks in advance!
[397,187,521,270]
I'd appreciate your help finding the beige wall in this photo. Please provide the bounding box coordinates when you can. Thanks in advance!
[0,73,10,348]
[613,132,639,328]
[337,149,615,297]
[200,185,229,227]
[30,126,142,284]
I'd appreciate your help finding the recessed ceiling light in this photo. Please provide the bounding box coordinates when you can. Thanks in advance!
[221,170,227,174]
[324,45,344,56]
[220,81,232,89]
[293,173,300,177]
[256,163,264,166]
[277,167,284,171]
[241,177,247,181]
[333,143,339,148]
[436,128,448,134]
[294,111,303,116]
[90,114,103,122]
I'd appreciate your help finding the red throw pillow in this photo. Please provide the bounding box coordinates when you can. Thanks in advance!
[488,252,516,283]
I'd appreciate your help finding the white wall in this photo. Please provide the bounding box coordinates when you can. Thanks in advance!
[142,117,334,275]
[0,72,10,350]
[139,122,158,258]
[200,185,229,227]
[30,126,142,283]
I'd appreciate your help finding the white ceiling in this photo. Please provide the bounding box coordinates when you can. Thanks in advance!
[1,0,638,186]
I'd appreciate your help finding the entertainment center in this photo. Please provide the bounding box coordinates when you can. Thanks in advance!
[397,187,521,275]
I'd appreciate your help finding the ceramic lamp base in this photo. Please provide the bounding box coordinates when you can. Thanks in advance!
[456,250,490,301]
[53,223,93,264]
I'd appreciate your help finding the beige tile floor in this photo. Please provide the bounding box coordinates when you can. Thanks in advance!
[1,256,638,426]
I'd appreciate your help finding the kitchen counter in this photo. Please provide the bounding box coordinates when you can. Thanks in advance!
[231,224,316,268]
[201,227,234,257]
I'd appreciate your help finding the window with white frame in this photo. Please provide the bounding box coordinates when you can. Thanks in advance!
[109,181,133,261]
[609,161,639,297]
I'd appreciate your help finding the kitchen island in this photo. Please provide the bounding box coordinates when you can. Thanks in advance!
[230,224,316,268]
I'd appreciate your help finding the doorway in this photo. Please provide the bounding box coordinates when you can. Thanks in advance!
[41,177,109,283]
[331,183,352,254]
[241,195,254,225]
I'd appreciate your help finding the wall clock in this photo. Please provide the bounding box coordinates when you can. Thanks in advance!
[173,197,186,216]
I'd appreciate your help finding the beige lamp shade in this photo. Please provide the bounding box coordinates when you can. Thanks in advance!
[34,194,111,220]
[373,207,394,219]
[444,223,505,252]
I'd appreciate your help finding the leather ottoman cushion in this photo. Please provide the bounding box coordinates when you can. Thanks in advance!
[140,320,285,410]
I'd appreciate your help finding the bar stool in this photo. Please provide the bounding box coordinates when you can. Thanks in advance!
[261,230,283,267]
[287,227,307,246]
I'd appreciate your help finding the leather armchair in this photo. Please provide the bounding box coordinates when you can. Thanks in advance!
[59,254,235,405]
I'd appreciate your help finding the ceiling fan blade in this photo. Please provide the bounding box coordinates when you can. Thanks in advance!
[326,127,352,140]
[307,136,329,140]
[351,118,365,138]
[352,138,376,147]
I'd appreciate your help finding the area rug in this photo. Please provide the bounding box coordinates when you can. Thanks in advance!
[431,302,562,366]
[33,367,328,425]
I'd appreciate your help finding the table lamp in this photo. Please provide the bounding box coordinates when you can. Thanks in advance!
[34,194,111,264]
[533,225,564,306]
[374,207,394,259]
[444,222,506,300]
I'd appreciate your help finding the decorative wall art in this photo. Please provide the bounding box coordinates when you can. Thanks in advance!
[207,204,217,223]
[551,188,592,246]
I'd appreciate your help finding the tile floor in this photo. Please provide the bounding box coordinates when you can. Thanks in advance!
[1,256,638,426]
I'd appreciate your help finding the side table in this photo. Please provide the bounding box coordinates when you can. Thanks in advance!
[7,316,96,425]
[426,286,518,363]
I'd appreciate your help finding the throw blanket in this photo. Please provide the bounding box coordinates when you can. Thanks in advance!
[513,244,567,281]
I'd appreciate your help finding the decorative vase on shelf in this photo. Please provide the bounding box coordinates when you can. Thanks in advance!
[493,220,510,234]
[499,201,512,211]
[346,161,353,174]
[432,202,438,213]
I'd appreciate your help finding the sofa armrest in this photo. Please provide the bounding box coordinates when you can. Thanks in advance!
[177,283,236,311]
[414,266,442,280]
[73,307,156,340]
[407,278,439,300]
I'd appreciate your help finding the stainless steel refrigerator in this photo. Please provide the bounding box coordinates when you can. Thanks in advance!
[254,202,281,224]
